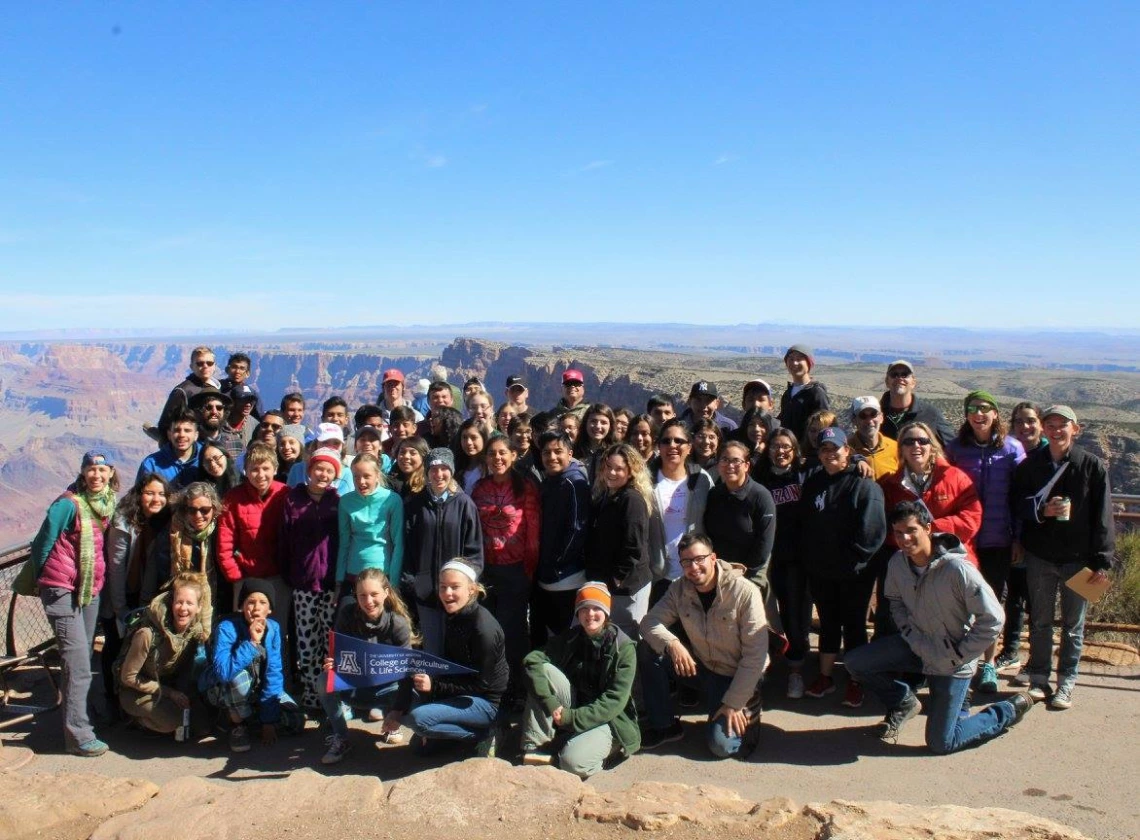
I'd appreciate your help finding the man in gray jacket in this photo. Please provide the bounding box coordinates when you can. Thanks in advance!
[845,501,1035,753]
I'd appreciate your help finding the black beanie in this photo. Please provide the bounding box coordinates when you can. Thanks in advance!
[238,578,274,612]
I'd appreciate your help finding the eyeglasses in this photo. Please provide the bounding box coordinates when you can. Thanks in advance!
[718,456,746,467]
[204,455,226,465]
[659,436,690,446]
[187,505,214,516]
[679,553,712,567]
[965,405,995,415]
[202,403,225,413]
[769,443,794,453]
[901,437,931,447]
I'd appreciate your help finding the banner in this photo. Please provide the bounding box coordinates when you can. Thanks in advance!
[325,632,476,693]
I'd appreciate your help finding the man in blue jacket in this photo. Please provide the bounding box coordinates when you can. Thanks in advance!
[846,502,1034,753]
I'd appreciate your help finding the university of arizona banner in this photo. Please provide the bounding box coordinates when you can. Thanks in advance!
[325,632,476,692]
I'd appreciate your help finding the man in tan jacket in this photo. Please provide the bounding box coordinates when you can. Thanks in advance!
[639,533,768,758]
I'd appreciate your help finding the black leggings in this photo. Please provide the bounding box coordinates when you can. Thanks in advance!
[770,557,811,664]
[810,572,875,656]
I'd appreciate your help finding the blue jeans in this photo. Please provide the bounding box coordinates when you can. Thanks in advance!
[1025,554,1086,690]
[404,695,497,742]
[319,678,401,737]
[639,643,744,759]
[846,634,1019,754]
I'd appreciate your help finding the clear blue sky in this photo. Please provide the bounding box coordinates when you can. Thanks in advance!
[2,3,1137,332]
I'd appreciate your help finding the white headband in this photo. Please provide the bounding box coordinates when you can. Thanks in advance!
[439,559,479,583]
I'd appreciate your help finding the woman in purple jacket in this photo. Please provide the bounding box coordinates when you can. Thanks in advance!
[279,450,342,709]
[945,391,1026,692]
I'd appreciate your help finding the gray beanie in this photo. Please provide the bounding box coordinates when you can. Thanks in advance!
[426,447,456,472]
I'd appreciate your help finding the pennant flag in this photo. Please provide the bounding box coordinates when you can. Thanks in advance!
[325,631,476,693]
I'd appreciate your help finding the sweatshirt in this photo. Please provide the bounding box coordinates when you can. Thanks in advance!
[336,488,405,584]
[799,464,886,580]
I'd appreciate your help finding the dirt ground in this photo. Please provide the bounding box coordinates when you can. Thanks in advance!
[4,666,1137,840]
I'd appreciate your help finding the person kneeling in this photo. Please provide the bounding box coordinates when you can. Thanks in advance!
[519,582,640,777]
[319,569,416,765]
[638,534,767,759]
[199,578,297,753]
[845,501,1035,753]
[392,560,509,756]
[117,572,212,740]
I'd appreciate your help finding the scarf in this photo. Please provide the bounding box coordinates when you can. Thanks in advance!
[74,488,116,607]
[170,518,217,577]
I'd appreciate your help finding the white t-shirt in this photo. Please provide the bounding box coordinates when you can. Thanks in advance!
[655,472,689,581]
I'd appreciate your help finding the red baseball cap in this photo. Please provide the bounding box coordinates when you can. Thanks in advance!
[381,369,405,384]
[562,369,584,385]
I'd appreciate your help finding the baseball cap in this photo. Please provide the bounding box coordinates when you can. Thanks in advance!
[851,396,880,417]
[817,427,848,448]
[689,380,719,399]
[315,422,345,443]
[562,369,584,385]
[1042,404,1078,424]
[506,375,527,390]
[381,369,405,384]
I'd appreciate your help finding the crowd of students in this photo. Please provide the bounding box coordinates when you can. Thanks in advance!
[24,345,1116,774]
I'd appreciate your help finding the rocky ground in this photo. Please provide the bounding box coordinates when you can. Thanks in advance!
[3,668,1137,840]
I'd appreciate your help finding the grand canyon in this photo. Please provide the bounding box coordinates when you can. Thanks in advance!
[1,328,1138,548]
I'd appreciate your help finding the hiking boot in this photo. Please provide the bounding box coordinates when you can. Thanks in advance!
[977,662,999,694]
[875,695,920,743]
[1009,692,1035,724]
[804,675,835,698]
[786,673,805,700]
[321,734,352,765]
[841,680,864,709]
[69,738,109,757]
[994,650,1021,673]
[229,725,252,753]
[475,728,498,758]
[640,719,684,750]
[1049,685,1074,710]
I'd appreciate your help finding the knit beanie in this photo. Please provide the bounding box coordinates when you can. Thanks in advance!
[426,447,456,473]
[238,578,274,612]
[964,390,999,412]
[784,344,815,369]
[575,581,612,617]
[308,447,343,479]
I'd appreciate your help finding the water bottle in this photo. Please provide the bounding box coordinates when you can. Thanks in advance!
[174,708,191,742]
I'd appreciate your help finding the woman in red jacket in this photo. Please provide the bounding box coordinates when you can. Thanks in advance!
[472,434,541,706]
[879,422,982,566]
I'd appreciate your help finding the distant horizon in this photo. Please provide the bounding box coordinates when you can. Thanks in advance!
[2,5,1138,332]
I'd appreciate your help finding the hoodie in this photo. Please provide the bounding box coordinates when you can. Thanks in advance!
[537,460,591,586]
[884,533,1003,678]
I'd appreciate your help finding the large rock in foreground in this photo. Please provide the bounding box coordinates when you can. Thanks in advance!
[0,771,158,839]
[15,759,1093,840]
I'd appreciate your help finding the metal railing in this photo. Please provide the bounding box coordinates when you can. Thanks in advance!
[0,540,61,727]
[1113,494,1140,524]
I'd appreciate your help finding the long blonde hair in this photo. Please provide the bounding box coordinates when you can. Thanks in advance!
[167,571,212,641]
[355,568,422,648]
[592,443,654,513]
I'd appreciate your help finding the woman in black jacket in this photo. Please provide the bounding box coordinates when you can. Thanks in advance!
[402,448,484,654]
[703,440,776,592]
[396,560,509,756]
[584,443,652,640]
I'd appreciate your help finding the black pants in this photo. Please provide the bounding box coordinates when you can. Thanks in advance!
[810,572,875,656]
[529,586,577,650]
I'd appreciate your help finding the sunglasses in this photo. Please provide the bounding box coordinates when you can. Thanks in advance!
[857,411,880,420]
[888,370,912,379]
[202,403,225,413]
[188,505,214,515]
[965,405,995,415]
[901,437,932,447]
[263,424,283,432]
[659,436,690,446]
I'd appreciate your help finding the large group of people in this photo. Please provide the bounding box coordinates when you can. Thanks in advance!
[24,345,1116,775]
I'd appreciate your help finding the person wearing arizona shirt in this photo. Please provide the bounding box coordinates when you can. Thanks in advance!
[218,442,290,616]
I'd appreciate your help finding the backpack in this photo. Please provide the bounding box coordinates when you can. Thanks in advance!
[112,606,158,687]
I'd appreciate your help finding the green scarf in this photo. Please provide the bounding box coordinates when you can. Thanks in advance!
[74,488,116,607]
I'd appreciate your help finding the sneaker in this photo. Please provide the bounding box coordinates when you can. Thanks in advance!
[1011,667,1032,686]
[804,675,835,698]
[786,673,805,700]
[1009,692,1035,724]
[367,707,386,722]
[321,734,352,765]
[69,738,109,757]
[1049,685,1074,710]
[875,695,920,743]
[977,663,998,694]
[1027,683,1051,703]
[229,725,252,753]
[521,750,554,766]
[378,729,405,745]
[475,728,498,758]
[994,650,1021,673]
[841,680,864,709]
[640,719,685,750]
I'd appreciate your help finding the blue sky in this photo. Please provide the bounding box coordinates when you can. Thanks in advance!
[1,3,1138,333]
